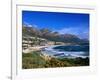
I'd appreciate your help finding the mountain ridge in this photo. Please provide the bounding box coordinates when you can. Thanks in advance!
[22,25,89,45]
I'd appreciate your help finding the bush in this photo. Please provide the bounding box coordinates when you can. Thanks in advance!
[22,52,89,69]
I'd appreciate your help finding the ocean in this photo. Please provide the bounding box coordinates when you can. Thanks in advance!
[42,45,89,58]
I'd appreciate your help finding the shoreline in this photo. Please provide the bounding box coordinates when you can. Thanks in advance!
[22,45,49,53]
[22,45,61,53]
[42,45,89,59]
[22,45,89,59]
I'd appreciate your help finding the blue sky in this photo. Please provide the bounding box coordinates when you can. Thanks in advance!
[22,11,89,39]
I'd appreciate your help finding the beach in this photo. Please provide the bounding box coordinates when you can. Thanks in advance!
[23,45,89,59]
[22,45,48,53]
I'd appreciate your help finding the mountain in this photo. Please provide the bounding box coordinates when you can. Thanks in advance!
[22,25,89,45]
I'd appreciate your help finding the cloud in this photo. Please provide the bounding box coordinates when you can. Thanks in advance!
[56,27,89,39]
[28,24,33,27]
[23,22,38,28]
[32,24,38,28]
[78,31,89,39]
[57,27,80,34]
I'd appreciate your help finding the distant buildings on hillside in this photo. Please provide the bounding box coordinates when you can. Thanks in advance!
[22,36,66,51]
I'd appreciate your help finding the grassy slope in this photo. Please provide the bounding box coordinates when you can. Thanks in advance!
[22,51,89,69]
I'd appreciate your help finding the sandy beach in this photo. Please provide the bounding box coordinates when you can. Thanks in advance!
[22,46,49,53]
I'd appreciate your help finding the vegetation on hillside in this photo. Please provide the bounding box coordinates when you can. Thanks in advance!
[22,51,89,69]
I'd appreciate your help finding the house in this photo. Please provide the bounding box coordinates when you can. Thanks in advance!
[22,36,48,50]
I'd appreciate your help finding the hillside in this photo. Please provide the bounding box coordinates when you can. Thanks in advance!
[22,51,89,69]
[22,25,89,45]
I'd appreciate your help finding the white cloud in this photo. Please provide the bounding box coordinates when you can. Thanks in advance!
[78,31,89,39]
[28,24,33,27]
[32,24,38,28]
[56,27,89,39]
[57,27,79,35]
[23,22,38,28]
